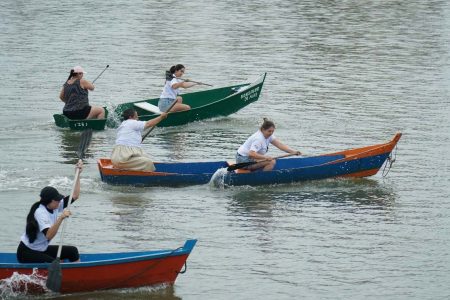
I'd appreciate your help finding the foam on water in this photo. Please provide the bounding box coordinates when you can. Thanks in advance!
[105,102,121,128]
[209,167,228,189]
[0,269,47,298]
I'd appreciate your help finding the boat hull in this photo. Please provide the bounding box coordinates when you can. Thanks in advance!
[53,107,109,130]
[98,159,228,186]
[114,73,266,127]
[98,133,402,187]
[0,239,196,294]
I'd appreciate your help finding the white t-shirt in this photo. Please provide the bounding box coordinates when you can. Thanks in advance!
[115,119,146,147]
[237,130,276,156]
[21,202,64,251]
[160,78,182,99]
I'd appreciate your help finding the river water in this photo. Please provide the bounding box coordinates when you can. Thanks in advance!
[1,1,450,299]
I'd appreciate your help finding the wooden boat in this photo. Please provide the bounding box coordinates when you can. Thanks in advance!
[113,73,266,127]
[97,133,402,187]
[0,239,196,294]
[53,107,109,130]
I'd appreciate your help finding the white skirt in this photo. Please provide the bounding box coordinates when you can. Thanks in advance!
[111,145,155,172]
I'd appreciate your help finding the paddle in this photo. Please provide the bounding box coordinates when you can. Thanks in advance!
[46,129,93,293]
[141,100,178,143]
[166,72,212,87]
[92,65,109,84]
[181,78,213,87]
[227,152,298,171]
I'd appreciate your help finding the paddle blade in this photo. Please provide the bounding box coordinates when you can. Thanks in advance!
[46,258,62,292]
[76,129,93,159]
[227,161,257,171]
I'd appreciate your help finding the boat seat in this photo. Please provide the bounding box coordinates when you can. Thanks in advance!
[231,85,249,94]
[134,102,161,115]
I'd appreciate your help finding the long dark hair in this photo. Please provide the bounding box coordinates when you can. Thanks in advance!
[260,118,275,131]
[66,69,76,81]
[25,201,41,243]
[165,64,185,81]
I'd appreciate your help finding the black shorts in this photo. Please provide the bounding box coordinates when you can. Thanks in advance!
[63,106,92,120]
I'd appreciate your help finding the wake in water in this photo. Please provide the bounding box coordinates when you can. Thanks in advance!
[209,167,228,189]
[0,269,47,298]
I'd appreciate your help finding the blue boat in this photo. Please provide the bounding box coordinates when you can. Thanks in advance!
[97,133,401,187]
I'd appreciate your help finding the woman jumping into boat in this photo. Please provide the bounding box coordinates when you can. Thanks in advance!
[16,162,83,263]
[158,64,198,112]
[59,66,105,120]
[235,118,301,171]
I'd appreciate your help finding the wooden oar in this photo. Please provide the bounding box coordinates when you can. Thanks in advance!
[227,152,298,172]
[166,73,212,87]
[46,129,93,293]
[141,100,178,143]
[182,78,213,87]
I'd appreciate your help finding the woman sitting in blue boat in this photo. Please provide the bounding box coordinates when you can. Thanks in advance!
[59,66,105,120]
[236,118,301,171]
[158,64,198,112]
[16,162,83,263]
[111,108,167,171]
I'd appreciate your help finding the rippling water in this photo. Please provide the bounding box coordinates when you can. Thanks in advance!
[1,0,450,299]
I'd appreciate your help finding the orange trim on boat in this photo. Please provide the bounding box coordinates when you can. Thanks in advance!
[97,159,176,176]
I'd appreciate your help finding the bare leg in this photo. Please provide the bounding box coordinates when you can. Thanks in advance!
[246,160,275,172]
[169,103,191,112]
[87,106,105,119]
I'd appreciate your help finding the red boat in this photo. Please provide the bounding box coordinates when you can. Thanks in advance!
[0,239,196,294]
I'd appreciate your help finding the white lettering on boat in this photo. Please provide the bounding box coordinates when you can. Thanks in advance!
[240,87,260,102]
[73,122,89,128]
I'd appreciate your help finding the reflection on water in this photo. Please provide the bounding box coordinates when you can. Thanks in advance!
[155,130,199,161]
[58,129,110,164]
[47,284,181,300]
[228,178,396,218]
[57,130,95,164]
[108,193,150,243]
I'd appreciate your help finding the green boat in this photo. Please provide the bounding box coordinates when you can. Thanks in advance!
[53,108,109,131]
[114,73,266,127]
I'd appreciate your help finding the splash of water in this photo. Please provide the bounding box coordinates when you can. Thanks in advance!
[105,101,121,128]
[209,167,228,189]
[0,269,48,298]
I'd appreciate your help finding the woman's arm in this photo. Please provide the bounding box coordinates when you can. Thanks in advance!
[80,79,95,91]
[171,81,197,89]
[45,209,71,240]
[248,150,270,160]
[71,161,83,201]
[144,112,168,129]
[271,139,301,155]
[59,87,65,102]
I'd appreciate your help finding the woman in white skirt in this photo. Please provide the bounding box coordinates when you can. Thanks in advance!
[111,108,167,171]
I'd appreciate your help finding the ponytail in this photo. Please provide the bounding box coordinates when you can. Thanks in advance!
[165,70,173,81]
[25,201,41,243]
[166,64,185,81]
[260,118,275,131]
[66,69,75,81]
